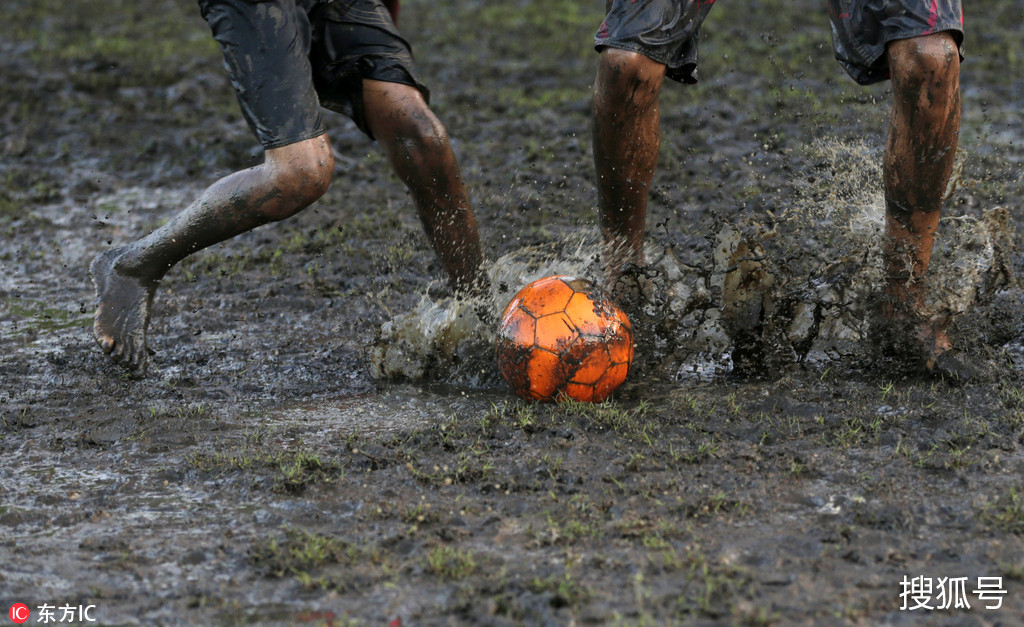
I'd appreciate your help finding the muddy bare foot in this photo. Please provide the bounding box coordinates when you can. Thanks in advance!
[90,247,157,374]
[918,324,985,384]
[874,309,982,384]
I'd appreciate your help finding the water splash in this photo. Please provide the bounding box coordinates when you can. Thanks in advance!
[370,138,1014,385]
[367,238,603,384]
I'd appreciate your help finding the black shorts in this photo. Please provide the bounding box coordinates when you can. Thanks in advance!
[828,0,964,85]
[595,0,964,87]
[197,0,428,148]
[594,0,716,85]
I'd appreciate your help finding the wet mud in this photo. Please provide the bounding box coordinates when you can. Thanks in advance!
[3,0,1024,624]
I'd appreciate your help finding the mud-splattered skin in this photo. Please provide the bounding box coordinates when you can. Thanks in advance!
[92,79,488,374]
[91,134,334,373]
[364,80,487,297]
[591,25,965,377]
[881,33,962,366]
[592,48,667,284]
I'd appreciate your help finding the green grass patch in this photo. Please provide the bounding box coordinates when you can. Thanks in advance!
[980,487,1024,535]
[425,545,478,580]
[251,528,394,591]
[1,296,91,337]
[188,446,344,494]
[10,0,218,89]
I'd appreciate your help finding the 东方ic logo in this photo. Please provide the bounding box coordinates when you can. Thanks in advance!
[8,604,30,624]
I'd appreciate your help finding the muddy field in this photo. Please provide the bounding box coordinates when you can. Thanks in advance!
[3,0,1024,624]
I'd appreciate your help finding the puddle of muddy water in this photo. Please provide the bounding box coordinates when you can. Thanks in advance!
[0,296,92,341]
[268,383,508,441]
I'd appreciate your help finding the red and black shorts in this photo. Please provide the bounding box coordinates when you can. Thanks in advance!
[827,0,964,85]
[594,0,716,85]
[197,0,427,148]
[594,0,964,86]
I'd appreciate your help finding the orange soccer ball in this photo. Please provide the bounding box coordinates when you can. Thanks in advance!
[496,275,633,403]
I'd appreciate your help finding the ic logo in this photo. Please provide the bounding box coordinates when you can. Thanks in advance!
[8,604,30,624]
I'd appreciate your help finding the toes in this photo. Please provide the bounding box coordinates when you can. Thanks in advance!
[96,333,115,354]
[128,345,148,375]
[94,318,116,353]
[124,335,149,374]
[124,338,140,371]
[110,337,128,363]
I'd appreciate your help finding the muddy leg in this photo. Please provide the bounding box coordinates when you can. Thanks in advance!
[882,33,961,368]
[362,79,487,297]
[91,134,334,373]
[592,48,666,287]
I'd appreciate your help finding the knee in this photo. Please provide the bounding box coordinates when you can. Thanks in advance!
[596,48,665,112]
[262,136,334,221]
[362,82,452,162]
[387,105,451,162]
[888,33,960,99]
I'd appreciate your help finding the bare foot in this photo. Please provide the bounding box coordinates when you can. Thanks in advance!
[917,323,952,371]
[917,321,980,383]
[877,308,978,383]
[90,248,157,374]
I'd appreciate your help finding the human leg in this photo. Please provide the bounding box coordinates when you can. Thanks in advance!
[883,33,961,364]
[593,48,666,280]
[362,80,487,296]
[91,131,334,373]
[91,0,334,373]
[305,0,486,295]
[827,0,964,373]
[591,0,714,289]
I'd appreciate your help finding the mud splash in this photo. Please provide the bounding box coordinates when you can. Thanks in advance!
[368,238,603,383]
[370,139,1015,387]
